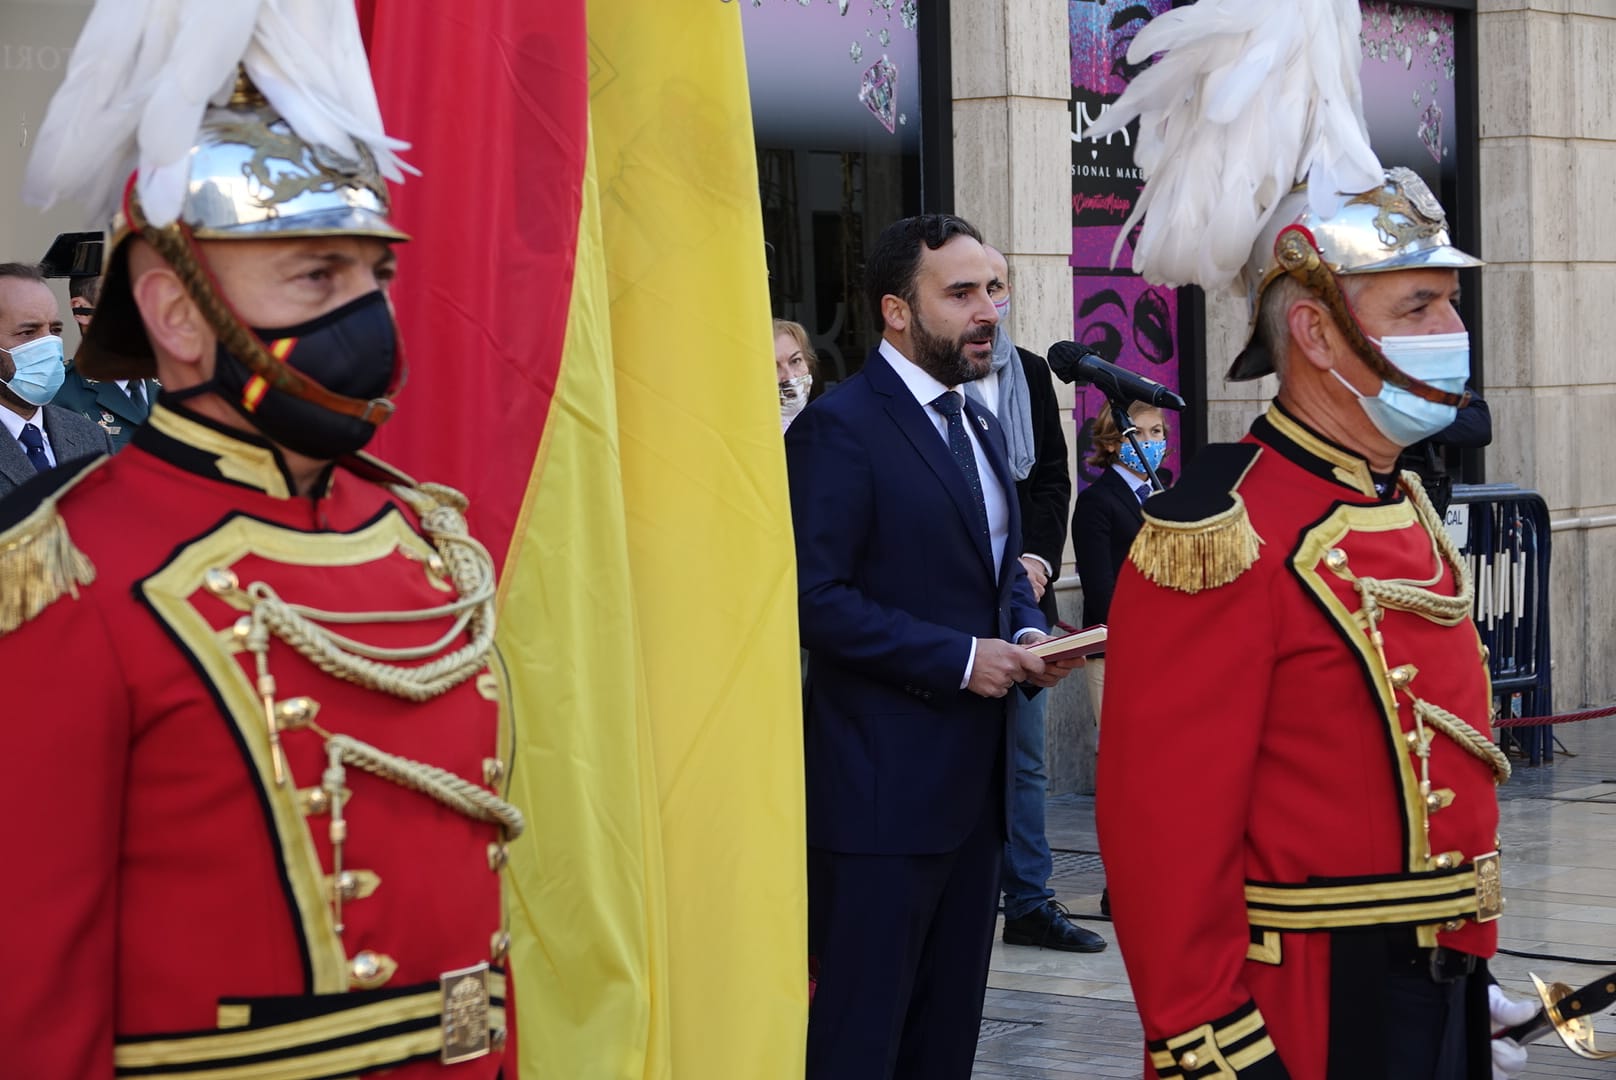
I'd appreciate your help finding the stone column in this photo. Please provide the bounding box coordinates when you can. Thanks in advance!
[1478,0,1616,709]
[951,0,1100,791]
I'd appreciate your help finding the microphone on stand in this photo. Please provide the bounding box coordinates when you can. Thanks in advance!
[1047,340,1187,412]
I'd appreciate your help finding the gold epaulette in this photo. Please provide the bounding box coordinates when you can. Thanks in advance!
[1127,443,1264,595]
[0,456,108,634]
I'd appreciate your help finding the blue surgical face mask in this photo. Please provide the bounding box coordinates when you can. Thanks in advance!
[1118,437,1167,474]
[1331,331,1469,447]
[0,334,66,406]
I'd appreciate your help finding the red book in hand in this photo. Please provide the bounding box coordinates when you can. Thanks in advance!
[1024,624,1107,663]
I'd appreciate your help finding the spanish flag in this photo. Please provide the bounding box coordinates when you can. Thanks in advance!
[363,4,807,1077]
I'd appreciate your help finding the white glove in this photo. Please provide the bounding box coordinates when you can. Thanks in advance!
[1489,984,1537,1080]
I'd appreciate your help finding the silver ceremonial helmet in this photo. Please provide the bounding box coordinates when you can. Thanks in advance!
[1227,167,1481,405]
[82,71,406,427]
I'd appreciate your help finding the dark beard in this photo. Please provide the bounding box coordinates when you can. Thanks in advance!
[911,309,993,386]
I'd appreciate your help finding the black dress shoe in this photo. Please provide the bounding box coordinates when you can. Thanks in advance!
[1002,900,1107,953]
[1100,886,1111,918]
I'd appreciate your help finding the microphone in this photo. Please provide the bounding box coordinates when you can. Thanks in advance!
[1047,341,1187,411]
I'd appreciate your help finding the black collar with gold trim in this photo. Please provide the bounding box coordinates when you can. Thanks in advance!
[132,401,333,500]
[1253,402,1389,500]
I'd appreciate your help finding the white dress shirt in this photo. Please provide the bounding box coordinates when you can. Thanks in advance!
[1,404,55,468]
[878,340,1041,687]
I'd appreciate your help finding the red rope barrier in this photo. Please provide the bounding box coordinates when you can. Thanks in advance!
[1493,703,1616,729]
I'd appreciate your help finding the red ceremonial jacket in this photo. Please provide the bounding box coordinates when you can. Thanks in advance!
[0,404,511,1079]
[1098,403,1505,1080]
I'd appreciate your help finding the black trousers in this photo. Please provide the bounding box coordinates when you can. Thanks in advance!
[1329,930,1490,1080]
[805,787,1003,1080]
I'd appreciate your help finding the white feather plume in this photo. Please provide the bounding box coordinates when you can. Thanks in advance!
[24,0,412,228]
[1084,0,1382,292]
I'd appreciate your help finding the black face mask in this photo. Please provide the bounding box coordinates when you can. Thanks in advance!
[173,290,402,460]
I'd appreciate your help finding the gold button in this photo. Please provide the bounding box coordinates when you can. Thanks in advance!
[335,871,359,900]
[1434,853,1454,869]
[1404,730,1421,749]
[231,615,254,642]
[1324,549,1349,572]
[274,697,319,729]
[351,951,381,982]
[1388,664,1419,690]
[491,929,511,963]
[204,567,240,595]
[1426,793,1443,812]
[348,949,397,989]
[303,787,330,815]
[1442,919,1464,932]
[487,842,509,872]
[476,671,500,701]
[1178,1050,1200,1070]
[483,757,505,787]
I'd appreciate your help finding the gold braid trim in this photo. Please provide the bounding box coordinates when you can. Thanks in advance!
[0,459,108,634]
[1408,693,1512,784]
[236,479,497,702]
[1129,493,1264,595]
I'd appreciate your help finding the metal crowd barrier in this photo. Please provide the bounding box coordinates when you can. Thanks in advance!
[1446,484,1555,765]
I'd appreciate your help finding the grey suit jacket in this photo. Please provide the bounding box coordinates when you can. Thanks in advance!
[0,404,115,498]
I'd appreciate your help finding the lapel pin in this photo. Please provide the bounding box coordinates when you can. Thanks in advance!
[976,416,988,431]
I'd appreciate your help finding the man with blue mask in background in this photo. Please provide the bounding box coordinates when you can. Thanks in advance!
[0,261,112,497]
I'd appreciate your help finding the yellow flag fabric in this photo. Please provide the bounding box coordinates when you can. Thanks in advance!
[500,3,807,1077]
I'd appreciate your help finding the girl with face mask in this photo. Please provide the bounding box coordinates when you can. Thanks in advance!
[774,318,816,433]
[1071,400,1171,720]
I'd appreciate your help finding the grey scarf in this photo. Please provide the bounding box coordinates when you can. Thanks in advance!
[962,324,1036,481]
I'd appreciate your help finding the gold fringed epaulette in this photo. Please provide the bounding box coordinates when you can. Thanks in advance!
[0,496,95,635]
[1125,442,1265,595]
[1130,495,1262,594]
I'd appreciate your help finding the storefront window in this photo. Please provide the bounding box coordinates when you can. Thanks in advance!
[741,0,926,390]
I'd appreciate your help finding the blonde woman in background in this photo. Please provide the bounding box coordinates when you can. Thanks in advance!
[774,318,816,433]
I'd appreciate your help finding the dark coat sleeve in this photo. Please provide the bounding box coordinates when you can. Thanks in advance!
[1071,482,1121,627]
[1014,347,1071,571]
[1428,390,1492,449]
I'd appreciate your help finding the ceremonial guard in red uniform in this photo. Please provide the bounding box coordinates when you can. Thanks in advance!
[0,5,517,1077]
[1085,2,1536,1077]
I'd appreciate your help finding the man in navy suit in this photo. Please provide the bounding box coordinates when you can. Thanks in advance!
[787,214,1083,1080]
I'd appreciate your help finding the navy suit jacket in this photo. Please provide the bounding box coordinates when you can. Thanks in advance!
[1070,465,1172,632]
[786,347,1046,856]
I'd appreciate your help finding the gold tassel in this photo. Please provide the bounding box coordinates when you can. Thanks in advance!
[1128,494,1263,595]
[0,506,95,635]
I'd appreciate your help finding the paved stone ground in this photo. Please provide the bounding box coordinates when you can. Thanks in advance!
[974,718,1616,1078]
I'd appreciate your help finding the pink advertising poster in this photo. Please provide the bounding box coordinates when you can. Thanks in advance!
[1068,0,1181,489]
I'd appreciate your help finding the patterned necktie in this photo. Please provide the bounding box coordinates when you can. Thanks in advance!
[1135,482,1152,504]
[18,422,51,474]
[929,391,990,546]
